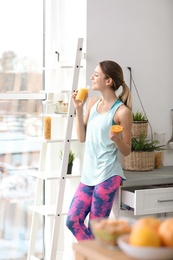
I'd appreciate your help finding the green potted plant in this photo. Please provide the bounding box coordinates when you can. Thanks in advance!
[131,135,163,152]
[123,135,165,171]
[132,111,148,122]
[132,111,148,138]
[59,149,76,174]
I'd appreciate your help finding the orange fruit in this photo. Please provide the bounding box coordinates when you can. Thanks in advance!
[129,225,161,247]
[158,218,173,247]
[110,125,123,134]
[129,217,162,247]
[132,217,161,233]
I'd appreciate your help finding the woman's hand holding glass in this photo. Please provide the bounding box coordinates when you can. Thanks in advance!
[72,89,88,110]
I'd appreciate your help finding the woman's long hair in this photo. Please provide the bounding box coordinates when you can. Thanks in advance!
[99,60,132,110]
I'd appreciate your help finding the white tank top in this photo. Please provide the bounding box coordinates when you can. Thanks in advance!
[81,99,126,186]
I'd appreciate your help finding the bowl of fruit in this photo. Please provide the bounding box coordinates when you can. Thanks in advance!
[117,217,173,260]
[90,217,132,249]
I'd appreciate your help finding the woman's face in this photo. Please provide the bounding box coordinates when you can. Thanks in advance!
[90,65,108,91]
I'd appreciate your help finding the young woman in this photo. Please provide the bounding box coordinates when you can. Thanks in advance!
[66,60,132,241]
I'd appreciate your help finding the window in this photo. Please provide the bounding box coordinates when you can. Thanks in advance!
[0,0,86,259]
[0,1,44,259]
[0,0,43,91]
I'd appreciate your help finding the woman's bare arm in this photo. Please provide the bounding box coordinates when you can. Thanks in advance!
[109,105,132,156]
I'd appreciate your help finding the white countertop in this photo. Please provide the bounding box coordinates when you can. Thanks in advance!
[123,166,173,187]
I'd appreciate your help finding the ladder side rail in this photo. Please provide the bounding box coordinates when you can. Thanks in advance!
[49,38,84,260]
[27,142,48,260]
[71,38,84,92]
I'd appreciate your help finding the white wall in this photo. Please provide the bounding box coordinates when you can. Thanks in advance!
[86,0,173,165]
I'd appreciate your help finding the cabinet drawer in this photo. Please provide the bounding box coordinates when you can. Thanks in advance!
[121,185,173,215]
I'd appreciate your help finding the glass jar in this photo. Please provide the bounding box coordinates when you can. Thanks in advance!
[42,100,53,139]
[154,150,164,169]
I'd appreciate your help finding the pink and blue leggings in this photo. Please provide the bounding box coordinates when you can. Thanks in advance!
[66,175,122,241]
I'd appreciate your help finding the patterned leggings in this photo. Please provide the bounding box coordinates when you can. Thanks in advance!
[66,175,122,241]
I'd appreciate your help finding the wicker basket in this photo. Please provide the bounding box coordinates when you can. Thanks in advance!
[132,121,148,138]
[123,151,155,171]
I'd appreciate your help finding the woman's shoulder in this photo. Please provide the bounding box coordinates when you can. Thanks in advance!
[118,103,132,114]
[116,105,132,122]
[115,103,132,124]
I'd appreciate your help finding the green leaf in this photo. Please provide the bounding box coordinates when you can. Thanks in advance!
[131,135,166,151]
[59,149,76,164]
[133,111,148,121]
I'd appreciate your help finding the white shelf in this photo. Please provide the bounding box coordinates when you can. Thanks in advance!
[0,92,46,100]
[41,90,71,94]
[26,137,78,143]
[42,138,78,143]
[28,170,81,180]
[43,65,83,70]
[66,174,81,179]
[30,256,40,260]
[28,171,60,180]
[43,112,74,118]
[61,65,83,69]
[29,204,67,216]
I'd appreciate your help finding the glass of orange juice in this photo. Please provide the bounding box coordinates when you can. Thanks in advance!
[76,86,89,102]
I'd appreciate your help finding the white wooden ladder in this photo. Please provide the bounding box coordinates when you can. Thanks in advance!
[27,38,84,260]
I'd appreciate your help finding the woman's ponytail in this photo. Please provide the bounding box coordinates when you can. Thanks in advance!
[118,82,132,110]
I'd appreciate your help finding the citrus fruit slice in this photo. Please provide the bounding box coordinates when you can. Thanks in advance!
[110,125,123,134]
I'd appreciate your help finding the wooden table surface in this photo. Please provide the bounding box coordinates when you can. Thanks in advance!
[73,240,134,260]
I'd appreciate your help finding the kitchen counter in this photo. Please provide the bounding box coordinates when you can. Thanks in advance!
[123,166,173,187]
[73,240,133,260]
[113,166,173,217]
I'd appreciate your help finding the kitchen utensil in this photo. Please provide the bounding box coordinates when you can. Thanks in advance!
[168,109,173,149]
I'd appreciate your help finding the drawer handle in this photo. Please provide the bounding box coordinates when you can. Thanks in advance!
[158,199,173,203]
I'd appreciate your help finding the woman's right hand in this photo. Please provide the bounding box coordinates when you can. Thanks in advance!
[71,90,88,110]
